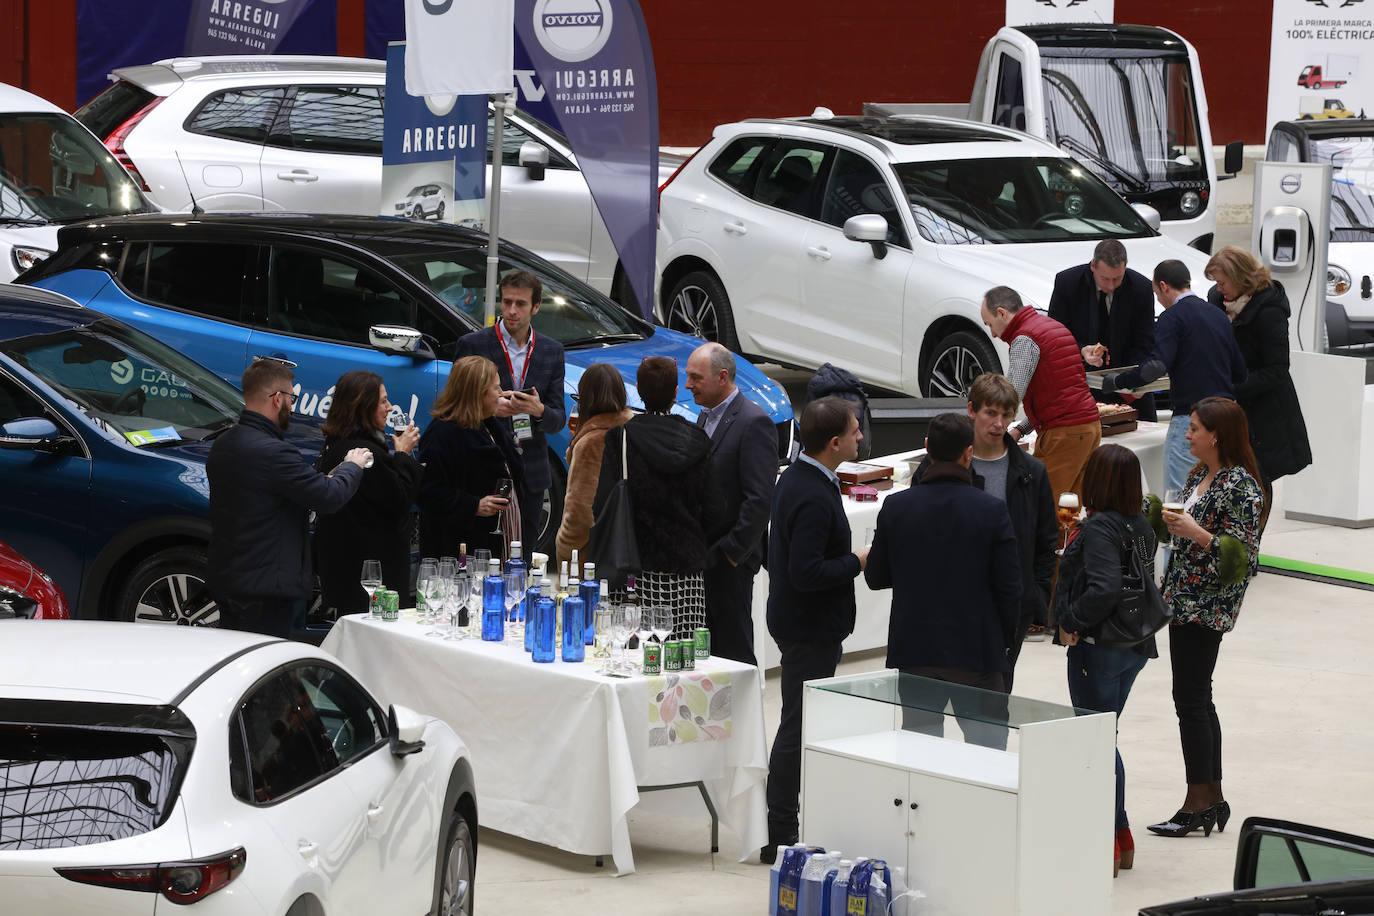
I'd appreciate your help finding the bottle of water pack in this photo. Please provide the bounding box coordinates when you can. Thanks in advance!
[769,844,803,916]
[532,578,556,663]
[823,859,854,916]
[580,562,599,645]
[798,851,841,916]
[481,559,504,641]
[777,846,825,916]
[562,576,585,662]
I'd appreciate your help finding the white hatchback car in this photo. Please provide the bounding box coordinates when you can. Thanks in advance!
[394,182,452,221]
[75,55,636,299]
[0,623,476,915]
[657,114,1213,396]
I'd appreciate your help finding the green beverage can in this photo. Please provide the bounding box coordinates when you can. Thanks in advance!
[368,591,380,618]
[665,639,682,672]
[679,639,696,670]
[643,641,662,675]
[693,628,710,659]
[380,589,399,621]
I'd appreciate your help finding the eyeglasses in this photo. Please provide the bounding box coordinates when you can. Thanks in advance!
[273,390,297,404]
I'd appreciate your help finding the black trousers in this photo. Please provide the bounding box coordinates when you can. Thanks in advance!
[1005,612,1033,692]
[1169,622,1225,784]
[217,595,305,640]
[703,561,758,666]
[766,637,844,842]
[899,667,1010,751]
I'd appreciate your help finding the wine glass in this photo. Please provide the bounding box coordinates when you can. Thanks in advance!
[491,477,514,535]
[650,605,672,646]
[593,604,614,666]
[445,574,471,639]
[416,558,439,622]
[360,559,383,618]
[617,602,641,673]
[424,576,450,636]
[1056,492,1081,554]
[503,571,525,638]
[636,606,656,653]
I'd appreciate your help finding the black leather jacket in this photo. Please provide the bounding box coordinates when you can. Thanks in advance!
[1053,509,1159,657]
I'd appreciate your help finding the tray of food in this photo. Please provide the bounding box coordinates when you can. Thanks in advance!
[1098,403,1139,436]
[1085,366,1170,394]
[836,461,895,485]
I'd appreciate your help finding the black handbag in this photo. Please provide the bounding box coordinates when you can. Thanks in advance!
[1095,538,1172,648]
[585,428,641,591]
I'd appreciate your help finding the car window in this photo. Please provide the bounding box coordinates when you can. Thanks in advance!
[75,79,157,141]
[0,370,51,425]
[0,114,151,222]
[1253,830,1374,887]
[186,87,287,144]
[708,136,775,192]
[494,111,574,169]
[275,86,385,156]
[752,140,830,218]
[993,53,1027,131]
[267,247,416,344]
[1266,130,1300,164]
[819,149,908,247]
[298,664,387,766]
[120,241,251,323]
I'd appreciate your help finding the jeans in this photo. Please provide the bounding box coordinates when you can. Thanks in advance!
[1164,413,1194,495]
[1066,642,1148,830]
[765,638,844,842]
[1168,622,1225,784]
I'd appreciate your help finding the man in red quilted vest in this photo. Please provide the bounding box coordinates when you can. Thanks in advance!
[979,285,1102,511]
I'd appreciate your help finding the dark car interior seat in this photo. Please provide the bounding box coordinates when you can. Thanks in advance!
[760,154,818,214]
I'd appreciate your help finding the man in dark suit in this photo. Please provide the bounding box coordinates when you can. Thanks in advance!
[685,342,776,666]
[866,412,1021,745]
[1048,238,1158,421]
[761,396,868,863]
[456,270,566,546]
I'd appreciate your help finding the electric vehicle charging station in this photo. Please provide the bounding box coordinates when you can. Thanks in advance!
[1250,161,1331,353]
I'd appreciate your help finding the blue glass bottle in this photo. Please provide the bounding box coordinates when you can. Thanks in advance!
[562,577,585,662]
[505,540,527,624]
[532,579,556,663]
[481,559,504,641]
[580,563,599,646]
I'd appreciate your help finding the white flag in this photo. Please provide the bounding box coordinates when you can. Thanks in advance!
[405,0,515,96]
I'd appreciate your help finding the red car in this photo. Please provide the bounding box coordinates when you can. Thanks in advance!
[0,540,69,619]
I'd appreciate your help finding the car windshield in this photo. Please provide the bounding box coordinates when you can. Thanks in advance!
[0,114,152,224]
[1310,135,1374,240]
[1040,54,1207,189]
[893,156,1153,244]
[392,246,651,347]
[0,318,243,444]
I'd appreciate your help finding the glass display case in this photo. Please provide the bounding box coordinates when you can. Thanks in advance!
[801,670,1115,916]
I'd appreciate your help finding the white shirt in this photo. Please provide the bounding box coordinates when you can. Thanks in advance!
[496,320,531,389]
[699,388,740,438]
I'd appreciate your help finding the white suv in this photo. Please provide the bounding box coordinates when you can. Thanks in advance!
[657,115,1213,396]
[76,56,631,298]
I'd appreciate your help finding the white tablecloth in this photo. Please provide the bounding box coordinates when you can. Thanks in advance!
[749,423,1170,669]
[321,615,768,874]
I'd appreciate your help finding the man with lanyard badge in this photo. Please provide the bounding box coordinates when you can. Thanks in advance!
[457,270,567,547]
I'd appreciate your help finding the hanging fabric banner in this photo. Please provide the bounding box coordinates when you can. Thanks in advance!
[1267,0,1374,135]
[514,0,658,316]
[404,0,515,97]
[184,0,314,55]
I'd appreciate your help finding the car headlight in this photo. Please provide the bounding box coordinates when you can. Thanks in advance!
[0,584,37,619]
[1179,191,1201,216]
[11,246,52,275]
[1328,264,1352,296]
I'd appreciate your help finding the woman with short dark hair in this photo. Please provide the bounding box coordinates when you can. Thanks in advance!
[557,363,633,565]
[593,356,719,636]
[1052,443,1157,877]
[315,370,421,613]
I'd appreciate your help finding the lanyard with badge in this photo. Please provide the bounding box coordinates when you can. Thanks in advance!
[497,326,535,446]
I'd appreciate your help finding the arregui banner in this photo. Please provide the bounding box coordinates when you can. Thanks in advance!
[514,0,658,317]
[404,0,514,97]
[184,0,313,55]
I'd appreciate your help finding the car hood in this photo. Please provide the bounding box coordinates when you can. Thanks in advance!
[934,236,1212,312]
[561,327,793,423]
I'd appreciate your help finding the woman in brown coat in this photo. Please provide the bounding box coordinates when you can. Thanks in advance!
[556,363,634,566]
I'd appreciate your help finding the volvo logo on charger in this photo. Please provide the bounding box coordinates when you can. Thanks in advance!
[1281,173,1304,194]
[533,0,613,62]
[421,0,453,13]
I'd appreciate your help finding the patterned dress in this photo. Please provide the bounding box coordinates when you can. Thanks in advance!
[1161,465,1263,633]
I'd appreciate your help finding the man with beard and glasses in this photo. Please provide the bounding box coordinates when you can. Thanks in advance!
[208,358,369,638]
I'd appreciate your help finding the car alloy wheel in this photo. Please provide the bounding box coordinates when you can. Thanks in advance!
[135,572,220,626]
[924,330,999,398]
[664,269,739,350]
[438,813,475,916]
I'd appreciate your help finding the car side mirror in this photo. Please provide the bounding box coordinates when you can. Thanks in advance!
[518,141,549,181]
[1130,203,1162,231]
[369,325,434,360]
[388,704,426,757]
[0,417,76,453]
[843,214,889,260]
[1221,140,1244,180]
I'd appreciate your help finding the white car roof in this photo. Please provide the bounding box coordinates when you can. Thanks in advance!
[0,82,67,115]
[111,55,385,94]
[0,621,292,704]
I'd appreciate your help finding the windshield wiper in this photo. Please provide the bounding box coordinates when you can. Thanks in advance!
[0,215,45,225]
[1056,135,1150,194]
[560,332,645,348]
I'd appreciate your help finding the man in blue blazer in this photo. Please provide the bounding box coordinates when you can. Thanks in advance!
[456,270,566,546]
[686,342,777,666]
[1048,238,1158,421]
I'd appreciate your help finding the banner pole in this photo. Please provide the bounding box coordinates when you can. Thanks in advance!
[484,92,512,328]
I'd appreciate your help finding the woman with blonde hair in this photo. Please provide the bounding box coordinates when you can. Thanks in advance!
[1204,245,1311,499]
[556,363,633,566]
[418,355,524,558]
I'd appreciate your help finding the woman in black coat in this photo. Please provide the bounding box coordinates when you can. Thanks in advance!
[1205,245,1312,493]
[316,370,421,615]
[418,356,525,560]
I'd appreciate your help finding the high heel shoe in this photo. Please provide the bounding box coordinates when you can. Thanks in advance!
[1113,837,1121,878]
[1211,800,1231,833]
[1146,807,1217,837]
[1116,827,1135,870]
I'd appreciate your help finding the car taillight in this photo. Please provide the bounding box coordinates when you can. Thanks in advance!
[103,96,164,192]
[657,149,699,211]
[57,847,246,905]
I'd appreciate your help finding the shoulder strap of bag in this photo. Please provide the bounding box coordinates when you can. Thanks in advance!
[622,427,629,480]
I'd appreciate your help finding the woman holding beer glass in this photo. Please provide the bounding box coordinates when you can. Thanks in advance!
[1149,396,1264,838]
[419,356,525,559]
[316,370,420,614]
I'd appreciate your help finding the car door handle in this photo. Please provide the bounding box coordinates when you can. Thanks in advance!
[297,839,319,858]
[277,170,319,182]
[367,803,385,820]
[723,221,747,236]
[806,246,832,261]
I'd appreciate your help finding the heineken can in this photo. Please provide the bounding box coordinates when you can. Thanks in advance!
[368,591,381,618]
[665,640,683,672]
[379,589,400,621]
[642,641,662,675]
[693,628,711,659]
[679,639,696,670]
